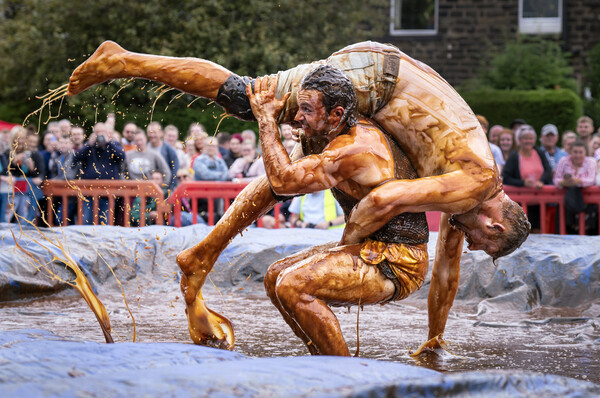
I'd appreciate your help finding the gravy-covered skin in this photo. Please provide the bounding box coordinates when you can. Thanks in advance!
[67,41,529,352]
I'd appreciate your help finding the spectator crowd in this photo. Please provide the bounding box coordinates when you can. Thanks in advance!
[1,112,599,235]
[0,115,291,227]
[479,115,600,235]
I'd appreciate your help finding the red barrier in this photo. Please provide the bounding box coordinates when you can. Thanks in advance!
[503,186,600,235]
[43,180,170,227]
[168,181,281,228]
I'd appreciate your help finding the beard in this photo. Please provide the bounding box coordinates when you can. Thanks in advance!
[300,133,330,155]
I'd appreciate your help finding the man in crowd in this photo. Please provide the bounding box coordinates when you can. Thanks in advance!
[488,124,503,147]
[121,122,138,152]
[164,124,187,168]
[126,130,171,183]
[289,190,345,230]
[228,141,265,182]
[216,131,231,159]
[576,116,595,155]
[70,125,86,152]
[73,122,126,224]
[193,137,228,182]
[147,121,179,191]
[539,124,567,174]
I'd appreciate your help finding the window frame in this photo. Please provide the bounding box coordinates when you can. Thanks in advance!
[389,0,439,37]
[518,0,563,34]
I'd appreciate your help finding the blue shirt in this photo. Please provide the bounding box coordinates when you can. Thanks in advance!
[540,146,568,172]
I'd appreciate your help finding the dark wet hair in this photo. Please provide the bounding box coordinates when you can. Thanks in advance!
[492,199,531,261]
[300,65,358,128]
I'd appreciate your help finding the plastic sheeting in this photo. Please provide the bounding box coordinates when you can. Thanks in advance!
[1,223,599,312]
[1,329,598,398]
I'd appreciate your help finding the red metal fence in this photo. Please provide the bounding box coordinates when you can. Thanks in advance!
[39,180,600,234]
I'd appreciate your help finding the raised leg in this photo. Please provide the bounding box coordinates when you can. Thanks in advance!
[273,245,395,356]
[67,41,232,98]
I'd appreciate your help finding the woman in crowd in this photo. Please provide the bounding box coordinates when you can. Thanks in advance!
[499,128,517,162]
[502,125,552,232]
[554,140,598,234]
[502,125,552,188]
[223,133,243,168]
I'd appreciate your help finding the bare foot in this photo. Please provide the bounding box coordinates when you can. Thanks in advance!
[185,289,234,349]
[177,245,234,348]
[67,41,129,96]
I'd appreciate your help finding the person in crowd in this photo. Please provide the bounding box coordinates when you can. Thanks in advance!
[121,122,138,152]
[164,124,188,168]
[554,139,598,234]
[47,135,76,180]
[477,115,504,171]
[590,133,600,160]
[576,116,594,155]
[539,124,567,175]
[289,190,345,230]
[46,121,60,137]
[70,125,86,152]
[0,129,11,223]
[223,133,243,168]
[73,122,126,224]
[58,119,71,137]
[216,131,231,158]
[172,168,197,226]
[502,124,553,232]
[193,137,229,182]
[228,141,265,182]
[241,129,257,147]
[554,140,597,188]
[510,118,526,134]
[186,124,209,168]
[39,130,58,171]
[562,131,577,154]
[279,123,297,155]
[499,128,517,162]
[147,121,179,191]
[502,125,552,188]
[130,170,169,227]
[5,128,46,223]
[488,124,503,147]
[126,129,171,183]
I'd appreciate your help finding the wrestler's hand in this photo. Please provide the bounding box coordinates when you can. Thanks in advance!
[409,335,448,357]
[246,75,291,124]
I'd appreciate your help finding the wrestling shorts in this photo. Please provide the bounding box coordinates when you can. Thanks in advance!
[359,239,428,302]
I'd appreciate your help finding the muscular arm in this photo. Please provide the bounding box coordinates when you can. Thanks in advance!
[342,168,496,244]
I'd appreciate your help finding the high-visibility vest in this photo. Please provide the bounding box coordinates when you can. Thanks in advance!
[299,190,345,229]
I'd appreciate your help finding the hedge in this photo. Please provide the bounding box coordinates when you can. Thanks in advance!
[461,88,583,135]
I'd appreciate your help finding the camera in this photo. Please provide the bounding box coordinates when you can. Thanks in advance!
[96,135,107,146]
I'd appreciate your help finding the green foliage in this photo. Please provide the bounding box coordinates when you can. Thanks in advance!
[0,0,388,132]
[582,43,600,128]
[461,88,583,135]
[481,37,578,92]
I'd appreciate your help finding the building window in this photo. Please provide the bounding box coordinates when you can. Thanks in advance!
[390,0,438,36]
[519,0,562,34]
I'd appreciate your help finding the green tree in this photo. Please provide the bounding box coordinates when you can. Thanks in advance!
[482,37,577,92]
[0,0,387,134]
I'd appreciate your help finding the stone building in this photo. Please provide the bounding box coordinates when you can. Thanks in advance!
[382,0,600,87]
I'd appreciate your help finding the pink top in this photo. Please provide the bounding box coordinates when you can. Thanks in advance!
[553,156,597,187]
[519,150,544,183]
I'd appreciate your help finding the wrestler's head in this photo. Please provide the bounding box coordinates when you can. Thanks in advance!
[449,191,530,260]
[294,65,358,138]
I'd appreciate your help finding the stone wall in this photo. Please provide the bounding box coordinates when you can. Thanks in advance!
[382,0,600,87]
